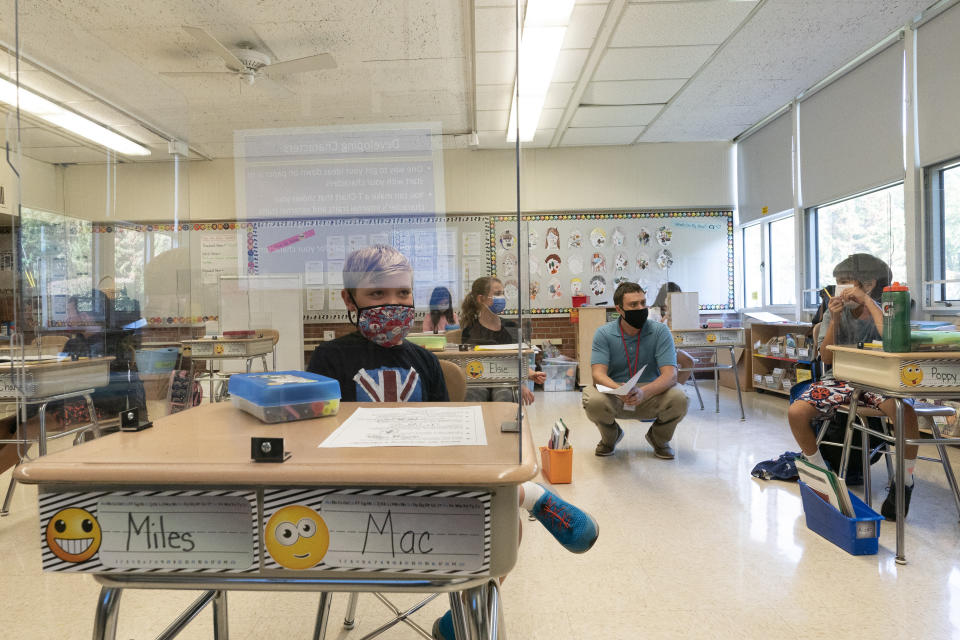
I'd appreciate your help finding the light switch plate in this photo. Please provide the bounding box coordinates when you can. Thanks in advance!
[324,330,335,340]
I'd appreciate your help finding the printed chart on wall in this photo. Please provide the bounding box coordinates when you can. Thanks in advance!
[490,212,733,313]
[249,216,489,321]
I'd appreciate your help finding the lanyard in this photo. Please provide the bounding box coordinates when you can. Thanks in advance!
[619,327,641,376]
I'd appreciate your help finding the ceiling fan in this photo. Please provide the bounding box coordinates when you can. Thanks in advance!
[161,25,336,93]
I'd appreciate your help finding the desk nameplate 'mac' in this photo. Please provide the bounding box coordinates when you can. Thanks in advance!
[261,488,491,575]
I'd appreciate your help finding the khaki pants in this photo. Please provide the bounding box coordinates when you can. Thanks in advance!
[581,385,688,447]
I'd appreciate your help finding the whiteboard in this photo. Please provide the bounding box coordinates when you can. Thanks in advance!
[248,215,489,321]
[490,211,733,312]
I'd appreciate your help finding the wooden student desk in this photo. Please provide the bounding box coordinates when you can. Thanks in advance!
[434,348,536,389]
[14,401,536,639]
[828,346,960,564]
[182,337,275,401]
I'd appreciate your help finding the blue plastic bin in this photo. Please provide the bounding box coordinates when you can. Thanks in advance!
[229,370,341,423]
[798,481,883,555]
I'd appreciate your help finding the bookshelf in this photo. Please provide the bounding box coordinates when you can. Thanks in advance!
[748,322,814,397]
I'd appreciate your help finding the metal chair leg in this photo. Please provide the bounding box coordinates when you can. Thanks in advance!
[212,590,229,640]
[0,473,17,516]
[728,346,745,421]
[313,592,333,640]
[344,592,359,630]
[861,419,872,506]
[930,420,960,520]
[91,587,123,640]
[689,373,704,410]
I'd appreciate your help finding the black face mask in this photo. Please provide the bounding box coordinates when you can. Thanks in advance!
[621,307,648,331]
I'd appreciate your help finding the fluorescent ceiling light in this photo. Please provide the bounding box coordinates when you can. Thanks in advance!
[0,77,151,156]
[506,0,575,143]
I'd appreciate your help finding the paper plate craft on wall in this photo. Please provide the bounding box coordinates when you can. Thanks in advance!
[548,277,563,299]
[657,226,672,246]
[545,253,562,275]
[637,254,650,270]
[568,255,584,274]
[504,279,519,304]
[612,227,625,247]
[570,277,583,296]
[614,253,629,271]
[591,252,606,273]
[568,229,583,248]
[589,275,606,296]
[545,227,560,250]
[614,275,630,287]
[528,229,538,249]
[657,249,674,270]
[529,280,541,301]
[498,230,516,250]
[590,227,606,248]
[637,228,651,246]
[499,252,517,278]
[529,256,540,276]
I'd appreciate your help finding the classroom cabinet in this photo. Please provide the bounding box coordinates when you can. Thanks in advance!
[748,322,814,397]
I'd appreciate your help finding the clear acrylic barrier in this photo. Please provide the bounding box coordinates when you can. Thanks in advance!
[0,1,525,469]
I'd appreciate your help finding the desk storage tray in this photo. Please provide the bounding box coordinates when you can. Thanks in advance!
[229,370,340,423]
[830,348,960,393]
[0,359,111,399]
[672,328,744,347]
[187,338,274,358]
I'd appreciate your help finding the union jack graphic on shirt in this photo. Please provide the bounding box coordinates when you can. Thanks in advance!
[353,367,422,402]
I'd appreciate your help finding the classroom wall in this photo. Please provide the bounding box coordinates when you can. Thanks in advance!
[55,141,734,222]
[1,154,63,214]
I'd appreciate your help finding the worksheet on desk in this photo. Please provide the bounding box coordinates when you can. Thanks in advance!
[319,406,487,447]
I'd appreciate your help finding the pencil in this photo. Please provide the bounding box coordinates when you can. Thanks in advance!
[822,287,832,299]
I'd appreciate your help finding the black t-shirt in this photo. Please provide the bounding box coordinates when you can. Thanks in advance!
[461,322,514,346]
[307,332,448,402]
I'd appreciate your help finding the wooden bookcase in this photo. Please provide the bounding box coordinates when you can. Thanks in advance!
[748,322,814,397]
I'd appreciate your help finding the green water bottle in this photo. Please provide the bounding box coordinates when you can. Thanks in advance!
[881,282,911,352]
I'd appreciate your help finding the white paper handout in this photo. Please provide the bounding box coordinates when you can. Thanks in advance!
[595,366,646,396]
[319,406,488,448]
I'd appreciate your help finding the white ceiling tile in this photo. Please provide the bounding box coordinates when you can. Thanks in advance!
[475,84,514,111]
[477,109,510,131]
[552,49,589,83]
[582,79,685,105]
[560,126,644,146]
[476,130,514,148]
[571,104,662,127]
[476,51,516,85]
[594,46,715,81]
[537,108,564,130]
[611,2,757,48]
[475,7,517,53]
[528,128,556,148]
[544,83,575,109]
[562,4,609,49]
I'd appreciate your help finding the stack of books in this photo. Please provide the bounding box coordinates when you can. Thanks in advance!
[796,457,854,517]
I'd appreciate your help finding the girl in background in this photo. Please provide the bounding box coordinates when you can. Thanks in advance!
[421,286,459,333]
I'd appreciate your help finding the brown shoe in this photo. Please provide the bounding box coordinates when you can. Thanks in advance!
[645,428,675,459]
[595,424,624,456]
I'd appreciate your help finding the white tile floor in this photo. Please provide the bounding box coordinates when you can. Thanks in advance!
[2,383,960,639]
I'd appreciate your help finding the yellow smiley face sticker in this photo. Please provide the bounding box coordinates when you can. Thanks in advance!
[214,343,225,355]
[673,334,683,346]
[46,507,102,563]
[264,505,329,570]
[900,365,923,387]
[706,333,717,343]
[465,361,484,379]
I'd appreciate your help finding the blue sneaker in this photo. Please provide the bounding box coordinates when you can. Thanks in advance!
[432,610,454,640]
[530,485,599,553]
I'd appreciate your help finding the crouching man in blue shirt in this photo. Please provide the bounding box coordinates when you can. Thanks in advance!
[581,282,688,458]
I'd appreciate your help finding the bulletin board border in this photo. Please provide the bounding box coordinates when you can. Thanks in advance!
[487,210,734,314]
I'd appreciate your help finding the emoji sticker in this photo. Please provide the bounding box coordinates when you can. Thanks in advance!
[46,507,102,563]
[900,365,923,387]
[465,361,485,379]
[264,505,330,570]
[214,343,225,355]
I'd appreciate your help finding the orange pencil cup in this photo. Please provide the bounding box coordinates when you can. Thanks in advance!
[539,446,573,484]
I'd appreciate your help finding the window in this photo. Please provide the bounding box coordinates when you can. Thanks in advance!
[808,183,905,296]
[768,216,796,306]
[742,224,763,307]
[927,159,960,305]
